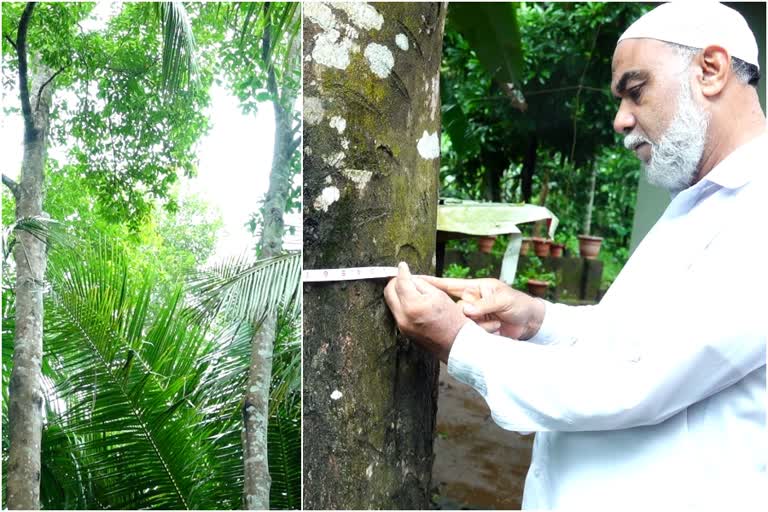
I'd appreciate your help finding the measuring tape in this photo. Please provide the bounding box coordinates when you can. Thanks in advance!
[303,266,399,282]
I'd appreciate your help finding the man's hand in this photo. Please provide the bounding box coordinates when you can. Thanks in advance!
[419,275,545,340]
[384,262,470,363]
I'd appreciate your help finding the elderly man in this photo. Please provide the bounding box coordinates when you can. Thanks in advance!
[384,2,766,509]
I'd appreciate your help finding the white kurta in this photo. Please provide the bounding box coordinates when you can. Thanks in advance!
[447,132,768,509]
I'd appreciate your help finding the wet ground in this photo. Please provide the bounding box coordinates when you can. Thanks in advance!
[432,363,534,510]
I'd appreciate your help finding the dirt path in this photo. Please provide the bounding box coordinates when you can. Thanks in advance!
[432,363,534,510]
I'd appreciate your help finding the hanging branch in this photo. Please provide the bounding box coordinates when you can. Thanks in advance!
[35,65,67,111]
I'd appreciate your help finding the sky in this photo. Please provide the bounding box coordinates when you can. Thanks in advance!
[1,0,301,264]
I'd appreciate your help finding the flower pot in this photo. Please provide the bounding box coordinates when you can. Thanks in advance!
[550,243,564,258]
[477,235,497,254]
[520,237,532,256]
[526,279,549,298]
[578,235,603,259]
[532,237,551,257]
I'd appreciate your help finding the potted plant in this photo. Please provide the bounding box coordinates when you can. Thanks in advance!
[579,161,604,259]
[515,256,557,298]
[520,237,532,256]
[477,235,497,254]
[550,241,565,258]
[531,237,551,257]
[578,234,603,259]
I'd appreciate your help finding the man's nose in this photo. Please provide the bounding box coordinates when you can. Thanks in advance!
[613,102,636,134]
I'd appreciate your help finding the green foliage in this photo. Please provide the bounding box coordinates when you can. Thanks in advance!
[441,2,651,275]
[514,255,557,290]
[443,262,471,279]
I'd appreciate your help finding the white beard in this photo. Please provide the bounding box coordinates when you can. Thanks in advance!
[624,79,710,193]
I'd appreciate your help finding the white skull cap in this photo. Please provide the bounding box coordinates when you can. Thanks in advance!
[618,1,759,70]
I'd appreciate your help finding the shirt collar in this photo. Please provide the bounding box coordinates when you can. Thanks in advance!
[701,130,768,190]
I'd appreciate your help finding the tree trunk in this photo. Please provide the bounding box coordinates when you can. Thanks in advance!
[242,8,299,508]
[521,134,537,203]
[303,3,446,509]
[6,4,54,508]
[583,160,597,236]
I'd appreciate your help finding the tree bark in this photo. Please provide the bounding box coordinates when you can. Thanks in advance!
[303,3,446,509]
[6,4,55,509]
[242,6,300,509]
[521,134,537,204]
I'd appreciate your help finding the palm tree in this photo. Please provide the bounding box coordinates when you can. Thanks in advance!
[2,239,301,510]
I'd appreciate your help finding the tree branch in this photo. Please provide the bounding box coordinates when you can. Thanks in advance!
[3,174,20,199]
[17,2,36,140]
[4,34,17,51]
[35,65,67,112]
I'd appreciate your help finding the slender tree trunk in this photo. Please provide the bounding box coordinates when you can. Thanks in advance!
[303,3,446,509]
[242,7,300,508]
[584,160,597,236]
[521,134,537,203]
[6,5,54,509]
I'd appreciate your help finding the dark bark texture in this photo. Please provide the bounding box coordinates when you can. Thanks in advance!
[7,4,54,509]
[303,3,447,509]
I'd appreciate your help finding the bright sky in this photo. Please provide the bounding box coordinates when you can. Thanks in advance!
[1,1,301,264]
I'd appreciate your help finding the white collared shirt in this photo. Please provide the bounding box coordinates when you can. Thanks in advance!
[448,132,768,510]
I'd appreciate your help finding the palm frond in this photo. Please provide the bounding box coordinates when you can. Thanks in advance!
[267,403,301,510]
[187,251,301,326]
[155,1,199,94]
[41,244,226,509]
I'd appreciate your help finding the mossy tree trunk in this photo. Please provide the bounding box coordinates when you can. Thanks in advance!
[303,2,446,509]
[5,4,55,509]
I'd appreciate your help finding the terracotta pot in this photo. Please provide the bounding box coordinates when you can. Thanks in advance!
[550,243,564,258]
[578,235,603,259]
[477,235,497,254]
[520,237,532,256]
[526,279,549,298]
[532,237,551,257]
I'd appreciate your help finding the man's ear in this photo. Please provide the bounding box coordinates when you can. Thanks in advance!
[696,45,730,97]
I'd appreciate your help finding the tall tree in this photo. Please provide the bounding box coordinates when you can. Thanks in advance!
[303,3,446,508]
[1,2,204,508]
[4,5,53,508]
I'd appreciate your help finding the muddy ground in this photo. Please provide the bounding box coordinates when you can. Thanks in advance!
[432,363,534,510]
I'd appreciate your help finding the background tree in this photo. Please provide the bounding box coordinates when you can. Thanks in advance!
[192,2,302,507]
[303,3,446,508]
[2,2,301,509]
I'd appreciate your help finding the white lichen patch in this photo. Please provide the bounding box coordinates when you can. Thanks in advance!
[364,43,394,79]
[305,97,325,125]
[323,151,346,167]
[313,29,354,70]
[417,130,440,160]
[304,2,336,31]
[314,186,340,212]
[329,115,347,134]
[249,386,258,393]
[366,464,374,479]
[395,33,409,51]
[336,3,384,31]
[325,175,333,184]
[342,169,373,192]
[330,389,343,400]
[341,138,350,150]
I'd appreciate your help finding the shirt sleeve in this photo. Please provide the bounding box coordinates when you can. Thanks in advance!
[447,290,766,432]
[526,300,599,346]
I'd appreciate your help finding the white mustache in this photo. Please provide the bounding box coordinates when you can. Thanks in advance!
[624,134,650,150]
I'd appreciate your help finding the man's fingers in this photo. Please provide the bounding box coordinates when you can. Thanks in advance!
[394,262,421,299]
[476,319,502,333]
[418,275,471,298]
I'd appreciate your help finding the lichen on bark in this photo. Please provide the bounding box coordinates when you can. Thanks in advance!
[303,3,447,509]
